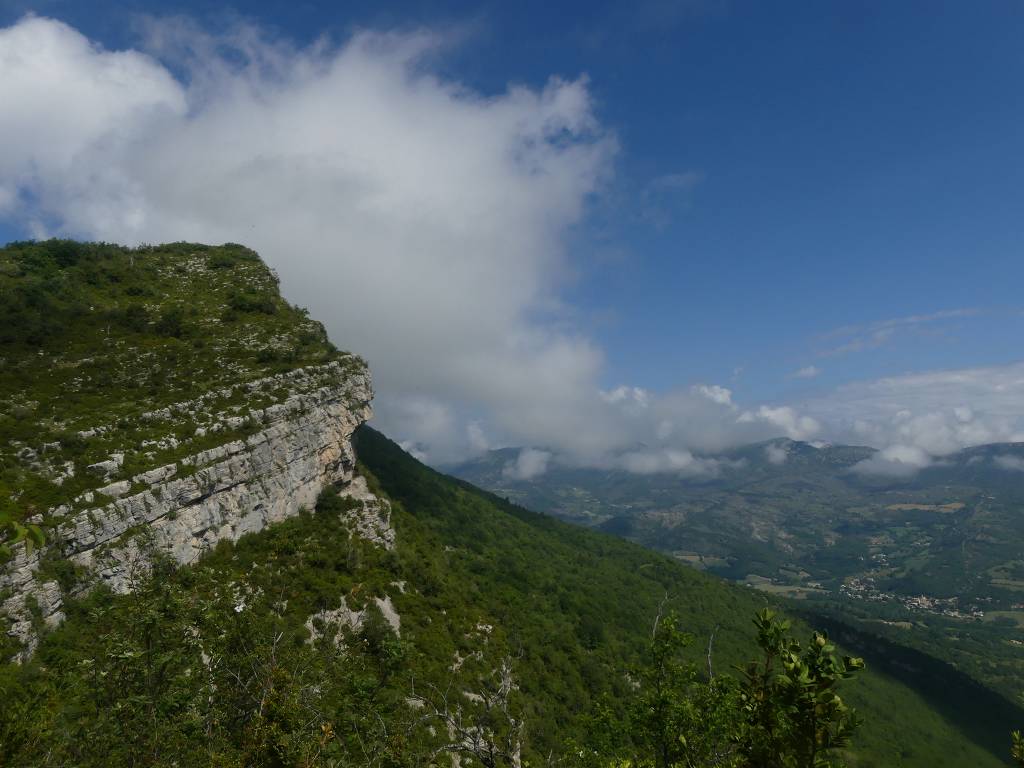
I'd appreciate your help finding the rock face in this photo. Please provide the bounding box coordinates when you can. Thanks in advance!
[304,594,401,645]
[1,359,377,657]
[339,475,397,550]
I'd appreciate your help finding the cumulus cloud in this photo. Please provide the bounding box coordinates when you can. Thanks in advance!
[694,384,734,406]
[803,363,1024,459]
[765,444,788,465]
[3,16,1021,478]
[738,406,821,442]
[503,448,552,480]
[0,14,836,472]
[850,444,933,477]
[0,16,187,232]
[618,449,740,477]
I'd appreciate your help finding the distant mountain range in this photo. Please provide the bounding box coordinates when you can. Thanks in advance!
[451,439,1024,610]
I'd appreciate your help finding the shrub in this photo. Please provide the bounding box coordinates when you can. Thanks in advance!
[155,306,187,338]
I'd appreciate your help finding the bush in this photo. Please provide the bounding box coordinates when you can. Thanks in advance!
[227,290,277,315]
[110,303,150,332]
[155,306,187,338]
[41,239,86,268]
[207,252,238,269]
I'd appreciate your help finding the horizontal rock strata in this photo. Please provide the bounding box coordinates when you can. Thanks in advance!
[1,360,378,657]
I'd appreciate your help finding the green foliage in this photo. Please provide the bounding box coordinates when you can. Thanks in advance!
[108,302,151,332]
[155,305,188,337]
[0,414,1009,767]
[226,290,278,316]
[624,612,740,768]
[735,610,863,768]
[0,526,413,766]
[1012,694,1024,768]
[567,609,862,768]
[0,517,45,559]
[0,239,354,531]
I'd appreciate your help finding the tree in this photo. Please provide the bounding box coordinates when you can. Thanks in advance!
[571,609,864,768]
[410,653,525,768]
[626,612,740,768]
[736,610,864,768]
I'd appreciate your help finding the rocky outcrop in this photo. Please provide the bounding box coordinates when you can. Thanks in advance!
[338,475,396,550]
[305,593,401,645]
[1,359,378,657]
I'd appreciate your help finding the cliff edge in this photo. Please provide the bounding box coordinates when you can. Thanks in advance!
[0,241,378,656]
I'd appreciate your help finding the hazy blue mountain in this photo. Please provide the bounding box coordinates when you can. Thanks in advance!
[451,439,1024,605]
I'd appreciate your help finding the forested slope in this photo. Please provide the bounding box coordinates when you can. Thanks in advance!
[0,426,1015,765]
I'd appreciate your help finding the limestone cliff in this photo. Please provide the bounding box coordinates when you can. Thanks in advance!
[0,241,389,657]
[0,359,382,655]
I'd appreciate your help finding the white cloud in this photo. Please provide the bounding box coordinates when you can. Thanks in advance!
[792,365,821,379]
[0,16,186,184]
[803,363,1024,459]
[738,406,821,441]
[765,444,788,465]
[600,386,650,407]
[694,384,734,407]
[994,455,1024,472]
[0,14,841,472]
[618,449,740,477]
[466,422,490,454]
[503,448,552,480]
[4,17,1020,478]
[851,444,933,477]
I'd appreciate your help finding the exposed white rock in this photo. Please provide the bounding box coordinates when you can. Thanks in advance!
[375,595,401,636]
[304,593,401,645]
[52,461,76,486]
[86,452,123,479]
[97,480,131,499]
[1,360,374,658]
[133,463,177,486]
[305,597,366,645]
[339,476,396,550]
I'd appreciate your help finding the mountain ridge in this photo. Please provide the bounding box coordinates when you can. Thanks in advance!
[1,240,1018,766]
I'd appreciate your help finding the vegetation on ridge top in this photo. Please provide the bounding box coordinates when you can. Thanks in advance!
[0,239,363,538]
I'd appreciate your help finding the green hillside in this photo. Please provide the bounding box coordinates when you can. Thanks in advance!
[1,425,1015,765]
[450,438,1024,610]
[452,439,1024,701]
[355,428,1019,767]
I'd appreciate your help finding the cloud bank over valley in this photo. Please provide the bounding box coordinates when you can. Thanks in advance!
[2,15,1023,476]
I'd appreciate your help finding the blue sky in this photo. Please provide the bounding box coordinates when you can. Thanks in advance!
[2,1,1023,471]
